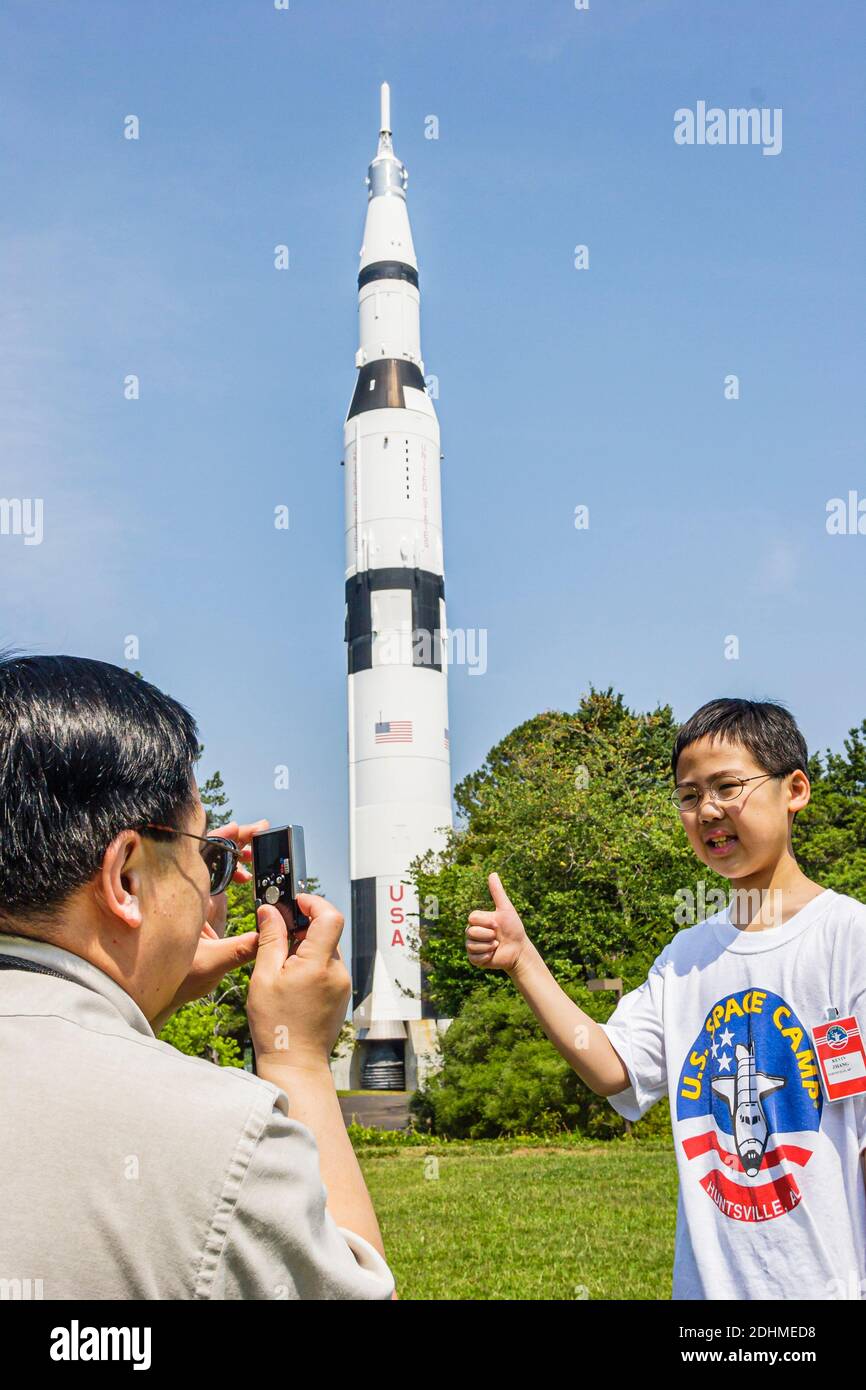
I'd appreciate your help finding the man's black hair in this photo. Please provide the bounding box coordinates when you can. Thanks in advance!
[671,697,809,782]
[0,653,200,923]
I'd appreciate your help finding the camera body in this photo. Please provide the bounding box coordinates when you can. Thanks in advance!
[252,824,310,931]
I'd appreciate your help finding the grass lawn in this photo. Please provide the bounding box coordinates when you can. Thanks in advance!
[357,1138,677,1300]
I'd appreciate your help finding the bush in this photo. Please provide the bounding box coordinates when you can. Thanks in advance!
[412,983,671,1140]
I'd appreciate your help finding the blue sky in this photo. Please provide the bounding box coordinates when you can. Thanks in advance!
[1,1,864,935]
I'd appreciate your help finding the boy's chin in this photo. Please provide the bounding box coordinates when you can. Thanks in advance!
[701,849,760,880]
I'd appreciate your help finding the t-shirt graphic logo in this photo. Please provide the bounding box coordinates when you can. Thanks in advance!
[710,1041,785,1176]
[676,988,823,1222]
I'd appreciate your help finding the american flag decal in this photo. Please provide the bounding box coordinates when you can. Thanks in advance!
[375,719,413,743]
[444,727,449,748]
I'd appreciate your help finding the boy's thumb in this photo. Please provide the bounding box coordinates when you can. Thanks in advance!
[488,872,511,910]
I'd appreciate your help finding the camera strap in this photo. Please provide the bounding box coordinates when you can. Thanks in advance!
[0,953,77,982]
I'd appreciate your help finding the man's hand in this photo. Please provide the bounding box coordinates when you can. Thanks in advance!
[205,819,268,939]
[247,892,351,1070]
[466,873,529,973]
[150,819,267,1032]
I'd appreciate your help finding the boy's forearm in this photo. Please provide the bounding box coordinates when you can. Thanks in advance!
[257,1056,387,1259]
[508,940,630,1096]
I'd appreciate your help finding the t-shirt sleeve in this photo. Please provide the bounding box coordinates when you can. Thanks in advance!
[214,1100,395,1301]
[597,956,668,1123]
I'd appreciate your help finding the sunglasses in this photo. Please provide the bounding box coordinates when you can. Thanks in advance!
[144,824,240,895]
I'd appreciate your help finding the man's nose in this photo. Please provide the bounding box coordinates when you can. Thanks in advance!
[699,799,725,821]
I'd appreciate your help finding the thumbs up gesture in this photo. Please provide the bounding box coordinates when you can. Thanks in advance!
[465,873,529,974]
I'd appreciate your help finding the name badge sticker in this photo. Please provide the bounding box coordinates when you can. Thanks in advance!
[811,1014,866,1103]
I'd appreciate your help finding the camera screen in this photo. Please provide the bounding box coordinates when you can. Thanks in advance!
[255,830,293,886]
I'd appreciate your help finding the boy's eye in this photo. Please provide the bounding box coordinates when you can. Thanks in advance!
[715,781,742,798]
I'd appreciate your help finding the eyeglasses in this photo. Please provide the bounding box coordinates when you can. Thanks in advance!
[671,774,773,813]
[143,824,240,895]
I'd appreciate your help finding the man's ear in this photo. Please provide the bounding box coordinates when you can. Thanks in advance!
[97,831,144,929]
[788,769,811,815]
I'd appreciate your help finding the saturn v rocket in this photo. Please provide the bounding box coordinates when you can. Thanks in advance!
[343,84,452,1090]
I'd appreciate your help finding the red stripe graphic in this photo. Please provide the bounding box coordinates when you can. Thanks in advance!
[699,1167,802,1221]
[682,1129,813,1171]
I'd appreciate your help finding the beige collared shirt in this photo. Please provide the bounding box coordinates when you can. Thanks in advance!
[0,933,395,1300]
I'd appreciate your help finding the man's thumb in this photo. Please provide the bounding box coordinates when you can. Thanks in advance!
[213,930,259,971]
[252,904,288,977]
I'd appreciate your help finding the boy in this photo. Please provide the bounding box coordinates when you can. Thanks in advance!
[466,698,866,1300]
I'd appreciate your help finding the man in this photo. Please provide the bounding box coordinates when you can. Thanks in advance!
[0,653,395,1299]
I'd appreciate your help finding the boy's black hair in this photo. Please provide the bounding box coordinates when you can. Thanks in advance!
[0,653,200,923]
[671,698,809,782]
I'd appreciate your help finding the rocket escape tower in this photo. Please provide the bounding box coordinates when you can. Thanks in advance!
[342,83,453,1091]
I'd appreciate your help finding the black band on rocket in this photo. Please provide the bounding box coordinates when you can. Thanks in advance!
[345,567,445,674]
[357,260,419,290]
[351,877,376,1010]
[351,874,439,1019]
[347,359,426,420]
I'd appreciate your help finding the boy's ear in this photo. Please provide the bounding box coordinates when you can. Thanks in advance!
[787,769,811,814]
[96,831,144,929]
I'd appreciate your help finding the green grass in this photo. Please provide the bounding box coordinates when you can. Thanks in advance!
[357,1138,677,1300]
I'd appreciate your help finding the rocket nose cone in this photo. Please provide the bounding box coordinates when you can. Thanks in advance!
[380,81,391,135]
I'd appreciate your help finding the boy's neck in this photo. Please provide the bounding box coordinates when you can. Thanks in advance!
[726,853,825,931]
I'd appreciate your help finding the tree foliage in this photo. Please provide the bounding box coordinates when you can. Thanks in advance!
[411,982,671,1139]
[793,720,866,900]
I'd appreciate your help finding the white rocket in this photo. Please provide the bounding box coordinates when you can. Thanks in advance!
[343,84,452,1088]
[711,1042,785,1176]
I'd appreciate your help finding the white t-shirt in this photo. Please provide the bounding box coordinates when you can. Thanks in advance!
[599,888,866,1300]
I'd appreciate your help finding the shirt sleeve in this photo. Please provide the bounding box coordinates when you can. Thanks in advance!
[213,1099,396,1301]
[597,955,668,1123]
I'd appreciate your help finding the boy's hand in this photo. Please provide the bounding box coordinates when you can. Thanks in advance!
[247,893,351,1070]
[465,873,529,973]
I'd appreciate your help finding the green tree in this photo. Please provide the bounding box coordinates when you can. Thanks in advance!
[411,982,670,1139]
[199,761,231,829]
[793,719,866,900]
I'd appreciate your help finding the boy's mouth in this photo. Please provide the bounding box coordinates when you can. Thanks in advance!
[704,831,739,856]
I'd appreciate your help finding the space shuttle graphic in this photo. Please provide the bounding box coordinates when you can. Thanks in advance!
[711,1041,786,1176]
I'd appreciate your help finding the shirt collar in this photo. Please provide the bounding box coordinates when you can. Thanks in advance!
[0,932,155,1037]
[711,888,836,953]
